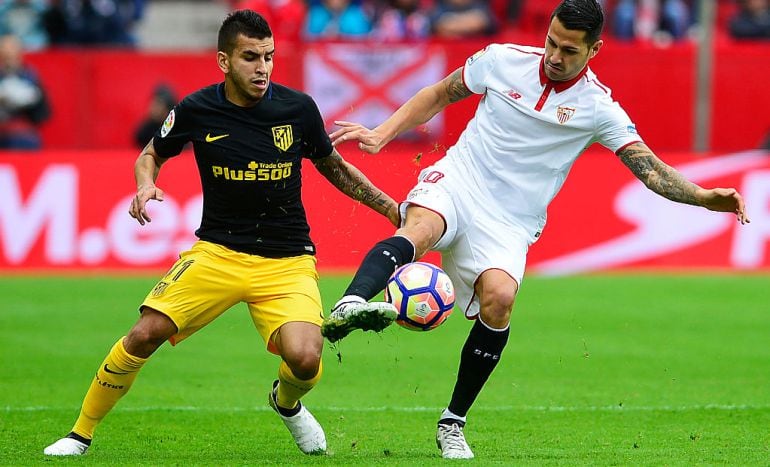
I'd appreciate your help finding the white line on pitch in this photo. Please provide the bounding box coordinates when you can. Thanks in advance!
[5,404,769,413]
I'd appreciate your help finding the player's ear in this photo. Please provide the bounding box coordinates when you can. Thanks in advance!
[217,51,229,74]
[589,39,603,59]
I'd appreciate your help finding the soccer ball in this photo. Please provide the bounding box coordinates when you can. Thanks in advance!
[384,262,455,331]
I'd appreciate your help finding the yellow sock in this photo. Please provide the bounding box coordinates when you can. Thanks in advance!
[276,360,322,409]
[71,337,146,439]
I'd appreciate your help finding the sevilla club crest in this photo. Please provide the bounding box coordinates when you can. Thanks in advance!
[556,106,576,125]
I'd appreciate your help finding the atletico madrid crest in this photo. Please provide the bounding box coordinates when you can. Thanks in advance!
[556,106,576,124]
[272,125,293,152]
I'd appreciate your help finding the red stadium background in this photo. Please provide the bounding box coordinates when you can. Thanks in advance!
[1,147,768,273]
[2,36,770,273]
[19,38,770,153]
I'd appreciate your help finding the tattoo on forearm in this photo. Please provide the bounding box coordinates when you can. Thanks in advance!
[350,182,389,208]
[618,146,698,205]
[446,69,473,103]
[314,152,390,212]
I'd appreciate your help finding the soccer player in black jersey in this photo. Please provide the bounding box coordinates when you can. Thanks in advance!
[44,10,399,457]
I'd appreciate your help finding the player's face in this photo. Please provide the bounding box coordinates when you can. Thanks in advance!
[218,33,275,106]
[543,17,602,82]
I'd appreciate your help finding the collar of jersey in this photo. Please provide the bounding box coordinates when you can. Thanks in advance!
[538,57,588,93]
[216,82,273,102]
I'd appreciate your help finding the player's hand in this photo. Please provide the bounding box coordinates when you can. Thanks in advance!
[330,121,387,154]
[698,187,750,225]
[129,185,165,225]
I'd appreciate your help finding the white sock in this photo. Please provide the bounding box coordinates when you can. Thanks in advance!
[478,315,510,332]
[334,295,366,308]
[440,408,467,424]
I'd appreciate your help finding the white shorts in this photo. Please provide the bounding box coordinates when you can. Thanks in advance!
[399,165,531,318]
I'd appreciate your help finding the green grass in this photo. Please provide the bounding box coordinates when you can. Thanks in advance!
[1,274,769,465]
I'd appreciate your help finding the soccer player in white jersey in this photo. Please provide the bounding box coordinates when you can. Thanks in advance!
[320,0,751,460]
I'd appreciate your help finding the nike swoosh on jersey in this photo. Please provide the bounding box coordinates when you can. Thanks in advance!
[205,133,229,142]
[103,364,129,375]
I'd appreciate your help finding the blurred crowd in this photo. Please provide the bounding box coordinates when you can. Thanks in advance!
[0,0,144,50]
[0,0,769,150]
[0,32,49,148]
[229,0,770,42]
[0,0,767,50]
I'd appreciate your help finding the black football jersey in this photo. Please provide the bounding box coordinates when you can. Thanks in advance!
[153,82,333,257]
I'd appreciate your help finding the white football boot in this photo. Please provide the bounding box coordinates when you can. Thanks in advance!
[269,381,326,455]
[321,297,397,343]
[43,434,90,456]
[436,422,474,459]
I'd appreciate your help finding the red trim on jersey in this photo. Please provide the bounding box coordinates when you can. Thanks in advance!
[538,56,589,93]
[614,140,644,155]
[535,85,553,112]
[586,76,610,94]
[505,45,544,56]
[534,57,590,112]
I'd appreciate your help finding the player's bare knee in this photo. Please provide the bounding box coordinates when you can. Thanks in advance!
[286,353,321,380]
[399,207,445,257]
[123,328,166,357]
[397,226,441,258]
[282,341,322,379]
[124,309,176,356]
[478,288,516,325]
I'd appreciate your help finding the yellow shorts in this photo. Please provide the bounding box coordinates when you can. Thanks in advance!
[141,240,323,354]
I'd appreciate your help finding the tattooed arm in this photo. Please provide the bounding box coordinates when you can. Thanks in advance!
[329,67,473,154]
[618,142,750,224]
[313,149,400,227]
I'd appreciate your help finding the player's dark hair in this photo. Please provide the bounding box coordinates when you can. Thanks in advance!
[551,0,604,45]
[218,9,273,54]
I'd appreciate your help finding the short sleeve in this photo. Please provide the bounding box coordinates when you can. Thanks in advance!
[462,44,499,95]
[152,99,192,158]
[301,96,333,160]
[595,98,643,153]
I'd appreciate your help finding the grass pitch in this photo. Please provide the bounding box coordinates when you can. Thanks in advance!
[1,274,768,465]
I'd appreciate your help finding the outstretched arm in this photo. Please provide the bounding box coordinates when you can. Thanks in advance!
[313,149,400,226]
[618,142,750,224]
[329,67,474,154]
[129,138,169,225]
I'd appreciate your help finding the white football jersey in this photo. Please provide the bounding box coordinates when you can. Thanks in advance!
[437,43,642,241]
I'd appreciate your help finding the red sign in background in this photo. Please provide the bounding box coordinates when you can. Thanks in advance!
[1,147,768,274]
[21,39,770,154]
